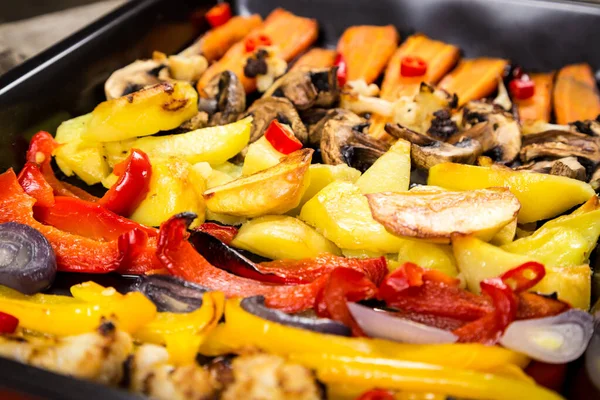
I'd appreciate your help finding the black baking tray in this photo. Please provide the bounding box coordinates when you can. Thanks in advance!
[1,0,600,398]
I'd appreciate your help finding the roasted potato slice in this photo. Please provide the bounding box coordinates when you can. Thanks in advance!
[428,163,595,223]
[356,139,411,194]
[84,82,198,142]
[204,149,312,217]
[231,215,341,259]
[242,136,285,176]
[396,240,459,277]
[366,188,520,243]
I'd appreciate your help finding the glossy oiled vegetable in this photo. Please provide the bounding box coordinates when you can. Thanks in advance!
[130,157,206,228]
[396,240,458,277]
[355,139,411,194]
[231,215,341,260]
[299,181,407,253]
[515,72,555,123]
[135,275,208,313]
[553,63,600,124]
[204,149,312,217]
[291,48,337,71]
[54,114,109,185]
[83,82,198,142]
[104,117,252,167]
[241,136,285,176]
[428,163,595,223]
[452,235,591,309]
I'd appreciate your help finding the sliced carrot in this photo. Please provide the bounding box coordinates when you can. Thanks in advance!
[196,15,262,62]
[337,25,399,84]
[290,48,337,71]
[438,58,508,106]
[197,8,318,93]
[553,63,600,124]
[515,72,555,123]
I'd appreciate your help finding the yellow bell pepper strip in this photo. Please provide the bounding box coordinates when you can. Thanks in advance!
[200,299,528,371]
[0,283,156,336]
[288,353,563,400]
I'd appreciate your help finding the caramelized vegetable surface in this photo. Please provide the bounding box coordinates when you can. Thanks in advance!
[515,72,555,123]
[553,63,600,124]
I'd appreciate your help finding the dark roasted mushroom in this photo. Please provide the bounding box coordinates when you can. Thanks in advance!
[386,123,482,169]
[241,97,308,144]
[307,108,360,147]
[104,60,165,100]
[571,116,600,136]
[263,67,340,110]
[518,157,587,181]
[427,109,459,140]
[520,130,600,165]
[199,71,246,126]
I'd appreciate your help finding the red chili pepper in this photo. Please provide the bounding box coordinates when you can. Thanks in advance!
[264,120,303,154]
[245,34,272,53]
[157,213,329,313]
[205,3,232,28]
[509,76,535,100]
[17,163,55,207]
[400,56,427,77]
[195,222,239,245]
[98,149,152,217]
[355,388,395,400]
[314,267,378,336]
[334,53,347,86]
[0,312,18,334]
[500,261,546,293]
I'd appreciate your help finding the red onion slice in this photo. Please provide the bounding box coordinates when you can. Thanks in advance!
[347,302,458,344]
[500,309,593,364]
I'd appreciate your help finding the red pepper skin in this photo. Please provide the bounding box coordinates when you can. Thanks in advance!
[516,292,569,320]
[334,53,347,86]
[205,3,232,28]
[245,34,272,53]
[525,362,567,393]
[500,261,545,293]
[17,163,55,207]
[157,213,329,313]
[98,149,152,217]
[195,222,238,245]
[264,120,303,154]
[509,77,535,100]
[355,389,395,400]
[400,56,427,77]
[0,312,18,334]
[315,267,378,336]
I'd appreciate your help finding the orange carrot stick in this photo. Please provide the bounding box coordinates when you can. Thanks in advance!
[197,8,318,93]
[438,58,508,106]
[553,63,600,124]
[290,48,337,71]
[337,25,399,84]
[515,72,554,123]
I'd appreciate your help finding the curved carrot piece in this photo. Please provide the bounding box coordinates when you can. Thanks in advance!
[515,72,555,123]
[291,48,337,71]
[553,63,600,124]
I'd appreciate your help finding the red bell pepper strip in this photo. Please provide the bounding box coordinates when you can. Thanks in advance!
[314,267,378,336]
[500,261,545,293]
[156,213,329,313]
[516,292,569,320]
[525,361,568,393]
[194,222,239,245]
[17,162,55,207]
[264,120,303,154]
[205,2,232,28]
[0,312,18,334]
[355,388,395,400]
[334,53,347,86]
[98,149,152,217]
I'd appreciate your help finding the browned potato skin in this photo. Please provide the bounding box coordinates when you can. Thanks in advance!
[366,188,520,242]
[203,149,313,217]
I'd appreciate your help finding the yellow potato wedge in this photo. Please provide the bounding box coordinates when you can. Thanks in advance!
[356,139,411,194]
[84,82,198,142]
[452,235,591,309]
[54,113,109,185]
[242,136,285,176]
[231,215,341,260]
[428,163,595,223]
[203,149,312,217]
[190,162,235,189]
[489,218,517,246]
[366,188,520,243]
[104,117,252,167]
[299,181,407,253]
[397,240,459,277]
[130,157,206,227]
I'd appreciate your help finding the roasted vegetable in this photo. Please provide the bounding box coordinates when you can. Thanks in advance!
[231,215,341,259]
[263,67,340,110]
[198,70,246,126]
[84,82,198,142]
[355,139,411,194]
[515,72,555,123]
[396,240,458,277]
[428,163,595,223]
[553,63,600,125]
[242,136,286,175]
[204,149,312,217]
[291,48,337,71]
[242,97,308,145]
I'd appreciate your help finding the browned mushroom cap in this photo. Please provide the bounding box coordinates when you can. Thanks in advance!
[307,108,361,147]
[320,110,389,171]
[452,101,521,164]
[570,116,600,136]
[517,157,587,181]
[262,67,340,110]
[199,71,246,126]
[520,130,600,165]
[241,97,308,144]
[385,123,482,169]
[104,60,165,100]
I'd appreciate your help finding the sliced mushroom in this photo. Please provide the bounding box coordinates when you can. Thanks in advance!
[520,130,600,165]
[104,60,164,100]
[263,67,340,111]
[199,71,246,126]
[455,101,521,164]
[571,116,600,137]
[385,123,482,169]
[241,97,308,144]
[308,108,361,147]
[320,111,389,171]
[517,157,587,181]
